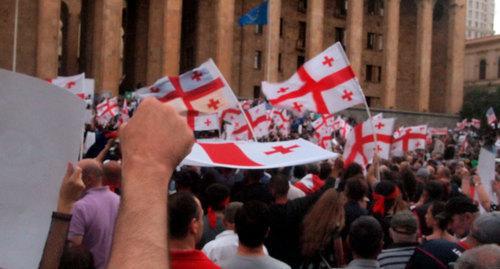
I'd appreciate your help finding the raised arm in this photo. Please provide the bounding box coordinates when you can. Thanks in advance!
[107,98,194,269]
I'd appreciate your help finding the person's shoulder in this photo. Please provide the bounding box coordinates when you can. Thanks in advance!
[263,255,291,269]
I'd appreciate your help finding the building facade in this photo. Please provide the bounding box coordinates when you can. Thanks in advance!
[0,0,466,114]
[464,35,500,90]
[465,0,494,39]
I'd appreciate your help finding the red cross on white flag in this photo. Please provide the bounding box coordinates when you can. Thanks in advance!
[116,99,130,127]
[271,109,291,136]
[181,138,339,169]
[193,113,220,131]
[231,103,270,140]
[343,117,395,168]
[262,42,365,115]
[220,107,251,140]
[96,97,119,126]
[134,59,239,117]
[48,73,87,100]
[391,125,427,156]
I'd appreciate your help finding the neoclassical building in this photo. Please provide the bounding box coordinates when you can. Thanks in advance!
[0,0,465,114]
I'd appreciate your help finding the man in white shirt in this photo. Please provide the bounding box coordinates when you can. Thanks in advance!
[202,202,243,264]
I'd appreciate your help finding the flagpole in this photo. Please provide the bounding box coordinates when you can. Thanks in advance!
[359,87,381,181]
[12,0,19,72]
[237,101,258,141]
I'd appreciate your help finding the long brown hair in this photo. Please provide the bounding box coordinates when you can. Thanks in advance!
[301,189,346,257]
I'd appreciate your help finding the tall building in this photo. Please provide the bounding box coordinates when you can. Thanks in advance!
[464,35,500,89]
[466,0,495,39]
[0,0,466,114]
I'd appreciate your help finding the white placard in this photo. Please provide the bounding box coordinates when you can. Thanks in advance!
[0,69,86,269]
[478,147,496,206]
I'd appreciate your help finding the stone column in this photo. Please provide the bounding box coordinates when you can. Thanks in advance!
[345,0,364,77]
[93,0,123,95]
[64,0,82,75]
[264,0,281,82]
[215,0,235,84]
[147,0,182,84]
[306,0,324,59]
[446,0,466,114]
[382,0,400,109]
[36,0,61,79]
[415,0,434,112]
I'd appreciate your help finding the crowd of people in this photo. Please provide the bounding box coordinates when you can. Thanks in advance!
[38,97,500,269]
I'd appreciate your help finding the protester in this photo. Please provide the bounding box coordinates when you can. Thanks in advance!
[198,183,230,248]
[220,201,290,269]
[377,210,419,269]
[300,189,345,268]
[68,158,120,269]
[168,192,220,269]
[202,202,244,265]
[455,244,500,269]
[422,201,456,243]
[345,216,384,269]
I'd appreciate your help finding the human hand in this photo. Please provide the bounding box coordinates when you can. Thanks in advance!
[57,162,85,214]
[119,98,194,176]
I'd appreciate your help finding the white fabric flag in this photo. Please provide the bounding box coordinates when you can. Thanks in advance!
[343,118,395,167]
[194,113,220,131]
[96,97,119,126]
[391,125,427,156]
[134,59,239,115]
[48,73,86,99]
[262,42,365,115]
[182,139,339,169]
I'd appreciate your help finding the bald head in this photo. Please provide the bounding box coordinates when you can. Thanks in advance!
[103,161,121,187]
[78,159,104,189]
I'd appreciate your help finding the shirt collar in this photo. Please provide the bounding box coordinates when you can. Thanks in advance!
[348,258,380,268]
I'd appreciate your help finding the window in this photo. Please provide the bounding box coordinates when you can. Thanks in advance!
[367,0,384,16]
[278,53,283,72]
[367,32,376,49]
[297,55,305,68]
[253,86,261,99]
[479,59,486,80]
[279,18,284,37]
[366,65,373,81]
[255,24,263,34]
[298,0,307,13]
[335,27,345,46]
[254,50,262,70]
[334,0,347,17]
[298,21,306,40]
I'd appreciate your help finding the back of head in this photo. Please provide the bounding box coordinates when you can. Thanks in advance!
[319,161,332,180]
[168,192,200,240]
[223,202,243,224]
[204,183,230,211]
[78,159,104,188]
[234,201,270,248]
[348,216,383,259]
[293,165,307,180]
[470,212,500,245]
[302,189,345,257]
[59,245,95,269]
[269,174,290,198]
[390,210,418,243]
[424,180,445,201]
[345,176,367,201]
[102,161,121,186]
[455,244,500,269]
[306,163,320,176]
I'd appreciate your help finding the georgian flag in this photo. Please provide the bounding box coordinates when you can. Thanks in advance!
[271,109,291,136]
[244,103,270,139]
[391,125,427,156]
[134,59,239,115]
[194,113,220,131]
[181,138,339,169]
[116,99,130,127]
[429,127,448,136]
[262,42,365,115]
[48,73,86,100]
[471,118,481,129]
[343,117,395,168]
[486,107,497,125]
[294,174,325,195]
[220,107,251,141]
[96,97,119,126]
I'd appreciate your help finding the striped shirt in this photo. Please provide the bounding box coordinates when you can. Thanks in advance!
[377,243,418,269]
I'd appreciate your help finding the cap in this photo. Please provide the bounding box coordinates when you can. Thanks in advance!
[390,210,418,235]
[470,212,500,244]
[439,196,479,220]
[416,167,430,179]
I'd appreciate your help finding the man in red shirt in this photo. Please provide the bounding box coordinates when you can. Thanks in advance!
[168,192,220,269]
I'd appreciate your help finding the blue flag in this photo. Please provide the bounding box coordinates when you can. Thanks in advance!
[239,1,268,26]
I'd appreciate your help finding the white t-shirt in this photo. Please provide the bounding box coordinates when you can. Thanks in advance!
[202,230,268,265]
